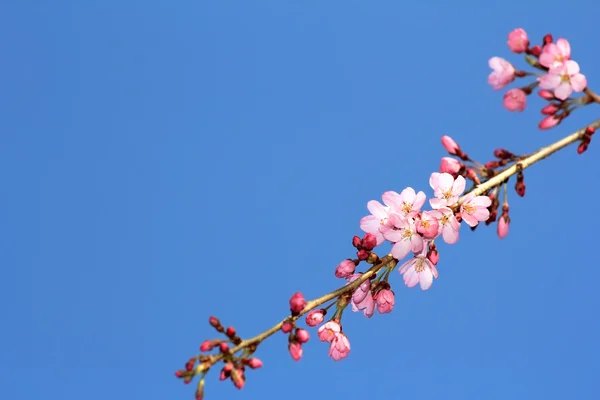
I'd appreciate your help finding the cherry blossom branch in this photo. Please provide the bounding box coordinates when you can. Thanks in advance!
[175,28,600,400]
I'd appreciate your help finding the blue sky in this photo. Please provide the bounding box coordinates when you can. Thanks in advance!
[2,1,600,399]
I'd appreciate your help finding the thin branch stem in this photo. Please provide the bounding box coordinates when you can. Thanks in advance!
[584,88,600,104]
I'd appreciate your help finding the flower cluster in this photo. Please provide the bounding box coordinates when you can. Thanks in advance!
[488,28,592,130]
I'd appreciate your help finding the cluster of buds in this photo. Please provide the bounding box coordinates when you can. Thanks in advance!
[174,317,264,398]
[578,126,595,154]
[488,28,592,130]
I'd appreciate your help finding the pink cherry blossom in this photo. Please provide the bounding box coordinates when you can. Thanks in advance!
[429,173,466,209]
[539,38,571,69]
[460,194,492,227]
[317,321,341,342]
[429,207,460,244]
[441,135,460,155]
[305,309,325,327]
[382,188,426,218]
[507,28,529,53]
[329,332,350,361]
[374,289,395,313]
[398,253,438,291]
[334,259,356,278]
[288,342,302,361]
[503,88,526,112]
[346,273,371,304]
[383,214,424,260]
[440,157,461,175]
[539,60,587,100]
[488,57,516,90]
[415,210,440,239]
[359,200,391,245]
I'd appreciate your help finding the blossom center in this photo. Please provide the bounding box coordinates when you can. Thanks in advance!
[402,228,413,239]
[414,258,426,273]
[421,220,431,228]
[560,73,570,83]
[463,203,475,215]
[443,189,453,199]
[401,202,412,214]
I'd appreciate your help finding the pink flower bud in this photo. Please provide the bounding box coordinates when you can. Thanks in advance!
[199,340,213,352]
[334,259,356,278]
[352,235,362,248]
[317,321,341,342]
[415,211,439,240]
[493,149,514,159]
[225,326,236,338]
[538,115,560,130]
[538,89,555,100]
[530,45,542,57]
[374,289,395,314]
[281,321,294,333]
[543,33,553,45]
[497,215,510,239]
[247,358,263,369]
[305,309,325,327]
[441,135,460,155]
[356,249,369,260]
[503,88,526,112]
[328,332,351,361]
[440,157,461,174]
[295,328,310,343]
[507,28,529,53]
[361,233,377,251]
[219,343,229,353]
[540,103,560,115]
[428,249,439,265]
[289,292,307,314]
[288,342,303,361]
[466,169,481,185]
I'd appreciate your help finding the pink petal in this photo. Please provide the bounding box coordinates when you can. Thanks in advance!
[565,60,579,75]
[419,269,433,290]
[437,173,454,190]
[570,73,587,92]
[429,172,440,190]
[399,187,416,203]
[413,191,427,211]
[556,38,571,58]
[462,213,478,227]
[410,234,424,253]
[383,229,403,243]
[472,195,492,207]
[399,258,415,274]
[431,264,439,279]
[367,200,387,219]
[391,240,410,260]
[429,198,446,209]
[472,208,490,222]
[442,225,459,244]
[404,268,419,288]
[360,215,380,233]
[381,191,401,210]
[452,175,466,197]
[554,82,573,101]
[539,73,561,90]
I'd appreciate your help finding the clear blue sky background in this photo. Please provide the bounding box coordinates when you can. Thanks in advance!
[2,1,600,399]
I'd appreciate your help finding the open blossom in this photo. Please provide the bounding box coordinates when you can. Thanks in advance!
[539,38,571,69]
[383,214,424,260]
[539,61,587,100]
[329,332,350,361]
[488,57,516,90]
[398,252,438,291]
[318,321,341,342]
[429,173,466,209]
[429,207,460,244]
[382,188,426,218]
[503,88,526,112]
[507,28,529,53]
[374,289,395,313]
[460,194,492,227]
[359,200,391,245]
[440,157,461,175]
[416,210,440,239]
